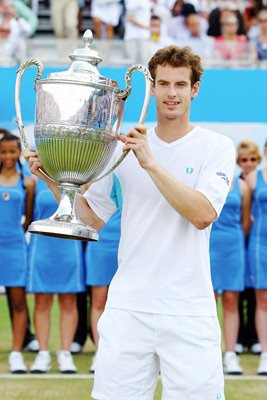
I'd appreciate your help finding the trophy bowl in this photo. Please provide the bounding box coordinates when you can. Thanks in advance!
[15,30,152,241]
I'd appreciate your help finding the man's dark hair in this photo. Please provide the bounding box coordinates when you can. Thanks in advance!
[148,45,203,86]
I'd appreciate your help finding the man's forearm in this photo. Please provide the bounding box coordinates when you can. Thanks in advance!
[47,180,61,203]
[145,161,216,230]
[76,195,105,231]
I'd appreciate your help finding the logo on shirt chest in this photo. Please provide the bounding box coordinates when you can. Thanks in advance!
[186,167,194,174]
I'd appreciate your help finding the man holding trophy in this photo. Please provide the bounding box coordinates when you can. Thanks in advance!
[23,44,235,399]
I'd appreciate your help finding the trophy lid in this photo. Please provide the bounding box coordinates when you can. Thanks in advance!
[45,30,117,89]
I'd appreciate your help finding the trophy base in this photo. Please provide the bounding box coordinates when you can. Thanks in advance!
[29,220,99,241]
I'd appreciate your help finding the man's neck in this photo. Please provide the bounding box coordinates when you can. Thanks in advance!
[155,119,195,143]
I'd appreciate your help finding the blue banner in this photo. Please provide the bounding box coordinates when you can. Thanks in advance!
[1,66,267,126]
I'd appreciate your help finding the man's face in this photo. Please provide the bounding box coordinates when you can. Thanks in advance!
[151,64,199,121]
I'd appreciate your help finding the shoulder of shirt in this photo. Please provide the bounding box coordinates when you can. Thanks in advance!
[193,126,235,147]
[146,125,234,146]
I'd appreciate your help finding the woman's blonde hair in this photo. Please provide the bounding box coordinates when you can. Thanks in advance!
[236,140,262,165]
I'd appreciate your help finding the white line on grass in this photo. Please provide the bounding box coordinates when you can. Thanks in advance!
[0,374,266,381]
[0,374,94,379]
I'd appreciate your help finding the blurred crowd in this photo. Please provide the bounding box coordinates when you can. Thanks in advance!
[1,1,267,67]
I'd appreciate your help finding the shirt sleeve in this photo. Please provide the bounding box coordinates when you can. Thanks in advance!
[83,151,119,223]
[195,137,236,218]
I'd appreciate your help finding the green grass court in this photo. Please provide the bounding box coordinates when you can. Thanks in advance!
[0,295,266,399]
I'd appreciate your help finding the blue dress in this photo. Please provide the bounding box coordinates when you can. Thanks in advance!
[85,175,122,286]
[27,179,85,293]
[248,170,267,289]
[0,175,27,287]
[85,209,121,286]
[210,178,246,292]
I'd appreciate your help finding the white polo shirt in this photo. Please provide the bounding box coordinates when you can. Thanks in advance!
[84,126,235,316]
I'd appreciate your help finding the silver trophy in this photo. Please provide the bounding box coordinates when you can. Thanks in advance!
[15,30,152,241]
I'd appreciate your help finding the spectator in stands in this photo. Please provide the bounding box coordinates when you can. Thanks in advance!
[50,0,79,39]
[177,13,214,60]
[213,13,257,63]
[207,0,245,37]
[8,0,38,36]
[90,0,123,39]
[244,0,265,39]
[123,0,151,64]
[151,0,172,24]
[167,0,208,42]
[0,1,30,64]
[149,14,173,56]
[171,0,196,17]
[250,9,267,62]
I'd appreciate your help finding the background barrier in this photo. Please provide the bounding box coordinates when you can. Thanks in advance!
[1,66,266,152]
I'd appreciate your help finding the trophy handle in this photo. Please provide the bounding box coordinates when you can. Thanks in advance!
[15,59,58,184]
[15,58,43,149]
[91,64,153,183]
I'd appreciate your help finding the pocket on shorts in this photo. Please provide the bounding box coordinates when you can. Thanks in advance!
[97,311,107,336]
[211,317,222,345]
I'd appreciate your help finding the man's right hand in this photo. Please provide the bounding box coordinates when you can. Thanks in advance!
[22,148,60,201]
[22,148,54,184]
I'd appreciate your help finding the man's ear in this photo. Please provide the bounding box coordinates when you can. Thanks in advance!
[151,84,155,96]
[191,81,200,100]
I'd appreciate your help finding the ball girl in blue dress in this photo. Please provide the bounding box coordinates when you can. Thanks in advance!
[210,175,251,375]
[27,178,85,373]
[0,133,35,373]
[236,140,262,356]
[0,128,38,354]
[246,139,267,375]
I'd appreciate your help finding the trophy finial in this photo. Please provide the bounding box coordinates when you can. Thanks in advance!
[66,29,102,65]
[83,30,93,47]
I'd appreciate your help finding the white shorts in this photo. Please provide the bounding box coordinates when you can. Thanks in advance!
[92,308,225,400]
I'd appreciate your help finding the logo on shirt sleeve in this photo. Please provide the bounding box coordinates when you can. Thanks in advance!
[216,172,230,186]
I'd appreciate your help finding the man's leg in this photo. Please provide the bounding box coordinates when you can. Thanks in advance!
[158,315,225,400]
[92,308,160,400]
